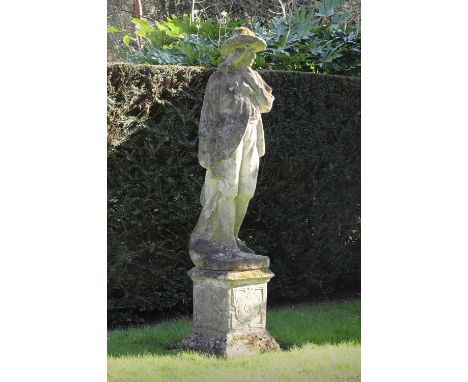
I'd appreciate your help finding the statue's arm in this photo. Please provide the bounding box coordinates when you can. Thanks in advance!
[198,79,218,169]
[198,71,250,170]
[209,77,250,166]
[217,73,251,122]
[248,70,274,113]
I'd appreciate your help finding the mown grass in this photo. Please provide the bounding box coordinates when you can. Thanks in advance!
[108,300,360,382]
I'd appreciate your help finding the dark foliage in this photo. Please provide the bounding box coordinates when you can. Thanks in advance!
[108,63,360,326]
[109,5,360,76]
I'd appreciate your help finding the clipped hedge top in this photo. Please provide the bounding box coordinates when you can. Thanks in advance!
[107,62,360,148]
[108,62,361,81]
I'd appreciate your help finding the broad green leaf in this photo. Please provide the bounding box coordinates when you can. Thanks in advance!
[107,26,120,33]
[315,0,341,17]
[131,18,152,29]
[114,10,360,76]
[323,47,343,62]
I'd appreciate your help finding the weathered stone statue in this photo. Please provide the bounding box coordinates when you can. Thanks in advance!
[189,27,275,271]
[182,28,279,357]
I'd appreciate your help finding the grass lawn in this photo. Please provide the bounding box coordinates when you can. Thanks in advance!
[108,299,360,382]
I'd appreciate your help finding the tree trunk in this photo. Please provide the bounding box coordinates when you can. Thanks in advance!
[133,0,143,49]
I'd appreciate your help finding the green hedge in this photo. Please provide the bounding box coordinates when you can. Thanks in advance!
[108,63,360,326]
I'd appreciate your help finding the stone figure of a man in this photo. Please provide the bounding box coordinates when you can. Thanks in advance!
[189,27,275,271]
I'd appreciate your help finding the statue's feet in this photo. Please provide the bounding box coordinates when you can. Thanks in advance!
[189,240,269,271]
[235,237,255,254]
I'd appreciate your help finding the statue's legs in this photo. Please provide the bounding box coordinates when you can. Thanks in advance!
[234,124,259,237]
[189,119,268,269]
[190,119,259,254]
[190,147,243,251]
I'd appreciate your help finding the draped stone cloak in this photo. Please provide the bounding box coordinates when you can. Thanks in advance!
[198,66,274,169]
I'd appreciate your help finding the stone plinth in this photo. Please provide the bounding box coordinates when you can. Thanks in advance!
[181,267,279,357]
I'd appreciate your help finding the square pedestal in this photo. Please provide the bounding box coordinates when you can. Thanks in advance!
[181,267,280,357]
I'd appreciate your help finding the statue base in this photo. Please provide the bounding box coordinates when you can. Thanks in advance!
[181,267,280,357]
[189,240,270,270]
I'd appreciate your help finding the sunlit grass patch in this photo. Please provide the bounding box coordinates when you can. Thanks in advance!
[108,300,360,381]
[108,342,360,382]
[267,300,361,348]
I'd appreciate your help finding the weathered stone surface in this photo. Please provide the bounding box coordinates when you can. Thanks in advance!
[189,27,275,271]
[182,28,279,357]
[181,330,279,358]
[181,267,280,357]
[189,241,269,271]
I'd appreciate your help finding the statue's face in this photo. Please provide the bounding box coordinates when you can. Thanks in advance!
[230,47,256,67]
[242,48,256,67]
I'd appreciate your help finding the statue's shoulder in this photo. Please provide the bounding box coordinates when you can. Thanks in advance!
[204,68,234,102]
[207,67,229,86]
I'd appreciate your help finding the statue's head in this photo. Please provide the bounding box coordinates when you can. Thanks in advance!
[220,27,266,68]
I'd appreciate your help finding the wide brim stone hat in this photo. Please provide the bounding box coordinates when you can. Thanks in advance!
[220,27,267,57]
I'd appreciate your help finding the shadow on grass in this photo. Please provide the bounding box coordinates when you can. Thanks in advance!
[107,300,360,358]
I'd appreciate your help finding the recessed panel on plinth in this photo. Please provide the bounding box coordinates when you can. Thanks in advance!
[181,267,279,357]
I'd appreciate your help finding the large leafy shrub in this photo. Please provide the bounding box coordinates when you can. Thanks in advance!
[107,63,360,326]
[108,4,360,76]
